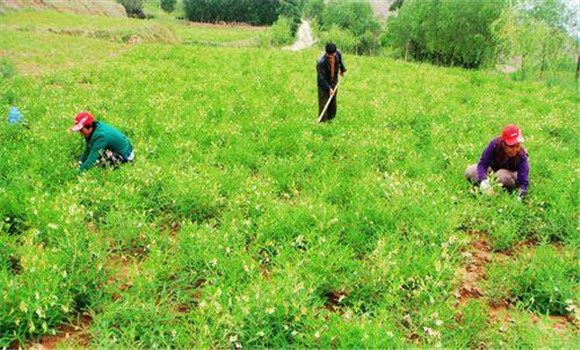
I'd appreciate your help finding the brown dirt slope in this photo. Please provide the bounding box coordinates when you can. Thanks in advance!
[0,0,127,17]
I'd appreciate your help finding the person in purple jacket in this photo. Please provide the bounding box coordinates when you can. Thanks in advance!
[465,124,530,199]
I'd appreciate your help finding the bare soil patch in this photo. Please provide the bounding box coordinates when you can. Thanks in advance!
[11,314,92,350]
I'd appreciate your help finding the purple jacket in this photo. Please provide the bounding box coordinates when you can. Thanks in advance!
[477,137,530,194]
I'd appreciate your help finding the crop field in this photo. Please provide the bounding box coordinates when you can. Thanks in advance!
[1,10,579,349]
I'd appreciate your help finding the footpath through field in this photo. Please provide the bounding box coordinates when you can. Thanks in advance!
[284,20,315,52]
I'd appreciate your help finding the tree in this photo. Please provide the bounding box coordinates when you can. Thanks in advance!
[318,0,381,55]
[304,0,324,19]
[182,0,281,25]
[322,0,380,37]
[491,3,571,78]
[385,0,506,68]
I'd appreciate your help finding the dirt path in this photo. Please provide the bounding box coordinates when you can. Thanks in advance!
[454,232,577,337]
[284,20,315,52]
[456,235,492,303]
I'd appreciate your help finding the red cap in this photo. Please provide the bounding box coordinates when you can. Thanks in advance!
[71,111,95,132]
[501,124,524,146]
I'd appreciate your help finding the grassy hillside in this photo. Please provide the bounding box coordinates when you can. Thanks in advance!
[0,11,264,75]
[0,0,126,17]
[1,10,579,349]
[0,10,264,43]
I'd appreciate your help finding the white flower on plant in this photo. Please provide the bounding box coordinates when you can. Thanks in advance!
[423,327,440,338]
[213,301,223,312]
[19,301,28,313]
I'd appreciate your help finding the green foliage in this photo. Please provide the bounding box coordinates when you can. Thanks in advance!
[182,0,280,26]
[522,0,577,31]
[389,0,405,11]
[0,58,16,79]
[491,2,574,78]
[160,0,177,13]
[258,16,294,47]
[303,0,324,19]
[386,0,507,68]
[318,0,381,55]
[486,246,580,316]
[271,16,294,46]
[0,9,579,349]
[117,0,146,19]
[319,25,359,53]
[0,11,264,75]
[279,0,304,36]
[321,0,380,36]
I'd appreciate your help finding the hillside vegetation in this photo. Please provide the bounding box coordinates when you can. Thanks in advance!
[1,10,579,349]
[0,0,126,17]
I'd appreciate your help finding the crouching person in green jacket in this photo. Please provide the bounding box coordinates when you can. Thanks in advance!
[71,111,135,171]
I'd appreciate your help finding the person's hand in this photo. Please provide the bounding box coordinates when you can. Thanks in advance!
[516,188,525,201]
[329,88,335,96]
[480,179,494,195]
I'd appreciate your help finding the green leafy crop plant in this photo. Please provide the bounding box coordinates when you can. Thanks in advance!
[0,10,578,349]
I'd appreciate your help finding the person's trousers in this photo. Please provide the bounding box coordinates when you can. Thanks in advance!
[318,88,338,122]
[465,164,517,190]
[101,150,135,168]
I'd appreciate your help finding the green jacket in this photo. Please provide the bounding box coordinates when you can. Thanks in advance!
[79,121,133,171]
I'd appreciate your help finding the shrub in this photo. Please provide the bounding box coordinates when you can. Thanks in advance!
[160,0,177,13]
[117,0,146,19]
[258,16,294,47]
[0,58,16,79]
[319,25,359,54]
[271,16,294,45]
[257,29,275,48]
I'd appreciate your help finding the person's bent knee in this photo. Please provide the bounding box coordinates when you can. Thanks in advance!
[465,164,479,182]
[495,169,516,189]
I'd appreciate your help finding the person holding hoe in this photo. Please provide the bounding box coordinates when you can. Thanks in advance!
[465,124,530,199]
[317,42,346,122]
[71,111,135,171]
